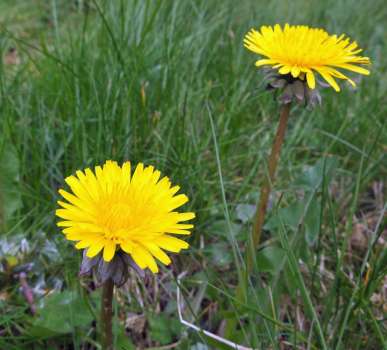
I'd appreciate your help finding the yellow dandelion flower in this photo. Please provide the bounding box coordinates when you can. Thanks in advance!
[244,24,370,92]
[56,160,195,273]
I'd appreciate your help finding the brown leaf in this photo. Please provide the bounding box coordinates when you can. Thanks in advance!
[351,221,368,250]
[125,313,146,334]
[3,48,20,66]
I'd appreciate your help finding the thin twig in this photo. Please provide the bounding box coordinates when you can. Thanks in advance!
[177,276,255,350]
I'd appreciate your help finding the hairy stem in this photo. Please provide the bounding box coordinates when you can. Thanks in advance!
[101,279,114,350]
[247,102,292,271]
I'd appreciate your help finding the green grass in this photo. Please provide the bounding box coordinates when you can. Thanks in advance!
[0,0,386,349]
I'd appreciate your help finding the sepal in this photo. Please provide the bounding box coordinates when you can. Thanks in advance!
[79,250,144,287]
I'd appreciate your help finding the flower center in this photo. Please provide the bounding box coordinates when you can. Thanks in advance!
[98,202,133,238]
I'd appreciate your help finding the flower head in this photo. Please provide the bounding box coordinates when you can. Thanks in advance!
[56,160,195,273]
[244,24,370,92]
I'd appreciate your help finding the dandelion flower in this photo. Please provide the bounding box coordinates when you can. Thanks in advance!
[244,24,370,92]
[56,160,195,273]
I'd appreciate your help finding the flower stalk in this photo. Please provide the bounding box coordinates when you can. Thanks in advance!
[247,102,291,271]
[101,278,114,350]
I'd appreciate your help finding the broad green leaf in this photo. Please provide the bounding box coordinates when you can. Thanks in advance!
[293,157,338,190]
[114,320,135,350]
[207,220,241,238]
[256,246,286,274]
[208,242,233,268]
[304,200,321,246]
[148,313,181,345]
[265,201,304,231]
[29,290,93,338]
[265,197,321,246]
[236,203,256,223]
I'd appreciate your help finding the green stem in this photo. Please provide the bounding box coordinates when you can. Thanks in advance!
[101,279,114,350]
[247,102,292,271]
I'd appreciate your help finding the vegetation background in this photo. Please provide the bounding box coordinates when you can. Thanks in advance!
[0,0,386,349]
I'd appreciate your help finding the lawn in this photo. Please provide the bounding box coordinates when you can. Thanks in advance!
[0,0,386,349]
